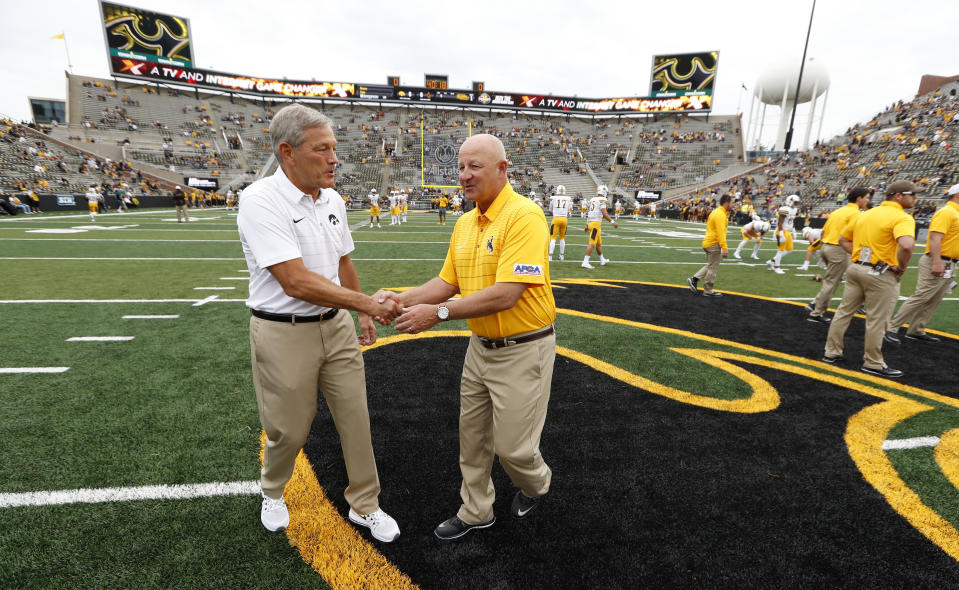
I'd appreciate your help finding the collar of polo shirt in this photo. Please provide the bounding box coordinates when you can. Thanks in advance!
[476,184,514,223]
[275,166,329,205]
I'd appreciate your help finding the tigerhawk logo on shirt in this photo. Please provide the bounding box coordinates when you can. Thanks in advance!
[513,263,543,277]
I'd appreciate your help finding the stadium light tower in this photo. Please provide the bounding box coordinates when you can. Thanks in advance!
[783,0,816,153]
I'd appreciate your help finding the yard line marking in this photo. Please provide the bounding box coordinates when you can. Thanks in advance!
[0,480,260,508]
[882,437,941,450]
[67,336,135,342]
[0,367,70,374]
[193,295,219,307]
[122,315,180,319]
[237,270,250,273]
[219,277,248,280]
[194,286,235,290]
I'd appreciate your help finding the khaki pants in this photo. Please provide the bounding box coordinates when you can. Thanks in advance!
[250,311,380,514]
[176,204,190,222]
[888,254,952,336]
[456,331,555,524]
[693,244,723,294]
[810,244,850,317]
[825,263,900,370]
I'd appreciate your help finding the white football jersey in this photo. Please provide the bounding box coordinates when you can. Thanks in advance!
[778,205,798,231]
[804,227,823,243]
[587,196,609,222]
[743,220,765,235]
[550,194,572,217]
[369,193,379,206]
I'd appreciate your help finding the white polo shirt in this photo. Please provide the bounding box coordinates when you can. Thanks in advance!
[237,167,354,315]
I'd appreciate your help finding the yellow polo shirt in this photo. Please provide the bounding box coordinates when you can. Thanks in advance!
[821,202,861,246]
[438,196,449,209]
[927,201,959,258]
[842,200,915,266]
[702,207,729,250]
[439,184,556,338]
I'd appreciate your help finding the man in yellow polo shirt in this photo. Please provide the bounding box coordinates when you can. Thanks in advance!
[806,187,872,323]
[687,194,733,297]
[393,134,556,541]
[823,180,918,378]
[885,183,959,342]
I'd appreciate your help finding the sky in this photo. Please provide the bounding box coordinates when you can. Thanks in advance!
[0,0,954,149]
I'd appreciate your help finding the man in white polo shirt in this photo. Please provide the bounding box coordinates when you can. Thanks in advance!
[237,104,403,542]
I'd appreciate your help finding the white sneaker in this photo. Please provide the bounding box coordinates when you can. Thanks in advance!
[750,254,759,260]
[559,254,564,261]
[774,268,786,274]
[798,264,809,271]
[581,262,594,269]
[370,223,373,228]
[349,508,400,542]
[377,223,381,228]
[766,260,775,270]
[261,493,289,532]
[600,257,609,266]
[733,251,742,259]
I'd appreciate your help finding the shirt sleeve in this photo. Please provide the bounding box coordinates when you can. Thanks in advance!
[438,226,459,287]
[840,215,859,241]
[237,194,301,269]
[333,197,355,258]
[892,214,916,241]
[495,210,549,286]
[928,209,950,235]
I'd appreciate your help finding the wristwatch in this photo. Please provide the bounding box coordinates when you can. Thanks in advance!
[436,304,450,321]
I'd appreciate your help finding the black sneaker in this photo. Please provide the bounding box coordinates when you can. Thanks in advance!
[511,491,542,519]
[905,333,940,342]
[861,366,903,378]
[883,331,901,344]
[702,291,724,297]
[804,303,814,312]
[821,354,845,364]
[434,515,495,541]
[687,277,699,294]
[806,315,831,324]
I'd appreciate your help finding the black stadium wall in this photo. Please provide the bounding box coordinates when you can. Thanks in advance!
[2,194,177,213]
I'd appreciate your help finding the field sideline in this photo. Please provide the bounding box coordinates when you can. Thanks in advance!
[1,206,957,588]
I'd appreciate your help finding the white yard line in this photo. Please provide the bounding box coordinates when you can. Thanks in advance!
[193,286,235,290]
[122,315,180,319]
[192,295,220,307]
[67,336,135,342]
[0,367,70,374]
[0,480,260,508]
[882,437,941,450]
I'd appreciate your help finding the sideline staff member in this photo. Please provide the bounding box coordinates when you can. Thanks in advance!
[687,194,733,297]
[806,186,872,323]
[394,134,556,541]
[886,183,959,342]
[237,104,402,541]
[823,180,918,378]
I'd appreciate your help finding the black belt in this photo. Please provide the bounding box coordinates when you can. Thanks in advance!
[251,308,338,324]
[926,253,959,263]
[478,325,554,349]
[854,260,877,268]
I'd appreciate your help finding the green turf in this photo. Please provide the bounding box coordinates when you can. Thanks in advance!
[1,206,957,588]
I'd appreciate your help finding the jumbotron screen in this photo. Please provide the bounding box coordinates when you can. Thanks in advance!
[100,1,193,72]
[650,51,718,97]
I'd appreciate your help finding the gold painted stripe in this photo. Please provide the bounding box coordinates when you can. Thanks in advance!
[936,429,959,493]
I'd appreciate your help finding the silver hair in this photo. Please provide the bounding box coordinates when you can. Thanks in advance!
[270,104,333,159]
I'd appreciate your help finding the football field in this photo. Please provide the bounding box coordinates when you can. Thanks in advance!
[2,207,958,588]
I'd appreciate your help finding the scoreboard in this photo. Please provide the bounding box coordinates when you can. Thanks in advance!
[424,74,449,90]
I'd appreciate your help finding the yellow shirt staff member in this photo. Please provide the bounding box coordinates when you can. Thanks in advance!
[394,134,556,541]
[688,194,733,297]
[807,187,872,322]
[824,180,917,378]
[886,184,959,341]
[437,195,449,225]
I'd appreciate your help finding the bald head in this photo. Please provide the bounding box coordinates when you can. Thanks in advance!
[459,134,509,209]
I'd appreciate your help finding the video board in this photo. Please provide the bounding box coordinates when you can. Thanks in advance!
[100,1,193,72]
[650,51,718,97]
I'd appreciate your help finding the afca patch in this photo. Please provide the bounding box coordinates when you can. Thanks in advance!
[513,263,543,277]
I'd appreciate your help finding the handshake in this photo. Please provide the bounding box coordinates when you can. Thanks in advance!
[367,290,440,336]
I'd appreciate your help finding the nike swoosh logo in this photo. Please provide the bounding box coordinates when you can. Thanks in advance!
[516,506,534,517]
[293,217,305,224]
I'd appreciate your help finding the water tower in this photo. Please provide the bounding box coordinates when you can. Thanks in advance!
[745,58,830,152]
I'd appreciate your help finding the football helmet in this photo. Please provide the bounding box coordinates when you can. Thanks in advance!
[597,185,609,197]
[370,188,378,195]
[759,221,770,233]
[556,185,567,196]
[802,226,813,240]
[785,194,800,207]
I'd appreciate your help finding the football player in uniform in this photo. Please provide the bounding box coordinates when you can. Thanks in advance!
[733,218,770,260]
[548,185,572,261]
[85,184,100,221]
[368,188,381,228]
[451,193,463,216]
[798,225,825,271]
[388,190,399,226]
[582,185,618,269]
[767,194,800,274]
[400,189,409,223]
